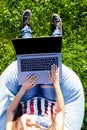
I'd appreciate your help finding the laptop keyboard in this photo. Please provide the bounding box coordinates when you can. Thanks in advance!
[21,57,58,71]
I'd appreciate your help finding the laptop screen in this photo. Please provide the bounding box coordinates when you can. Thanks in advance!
[12,36,62,55]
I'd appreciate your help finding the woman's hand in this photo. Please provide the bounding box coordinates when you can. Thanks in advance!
[49,64,60,87]
[47,112,64,130]
[22,74,38,91]
[47,113,59,130]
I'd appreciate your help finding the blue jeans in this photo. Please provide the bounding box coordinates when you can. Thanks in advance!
[0,61,84,130]
[0,26,84,130]
[21,25,62,38]
[21,26,32,38]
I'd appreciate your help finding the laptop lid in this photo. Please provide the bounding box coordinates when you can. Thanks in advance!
[12,36,62,85]
[12,36,62,55]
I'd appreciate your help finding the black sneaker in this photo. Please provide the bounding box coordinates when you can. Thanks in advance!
[51,13,62,34]
[22,9,31,28]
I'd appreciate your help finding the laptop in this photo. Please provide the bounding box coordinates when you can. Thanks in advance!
[12,36,62,85]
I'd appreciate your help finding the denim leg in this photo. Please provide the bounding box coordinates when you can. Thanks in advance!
[21,26,40,101]
[40,28,63,101]
[52,28,62,37]
[21,25,32,38]
[39,84,56,101]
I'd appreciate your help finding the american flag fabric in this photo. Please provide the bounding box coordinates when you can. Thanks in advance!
[21,97,58,129]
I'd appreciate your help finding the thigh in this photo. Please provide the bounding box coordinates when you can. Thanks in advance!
[64,101,84,130]
[21,84,40,101]
[39,84,56,101]
[61,64,84,130]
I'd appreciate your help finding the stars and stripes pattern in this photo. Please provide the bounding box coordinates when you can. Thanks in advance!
[21,97,58,119]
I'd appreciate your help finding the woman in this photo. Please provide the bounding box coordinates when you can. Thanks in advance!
[6,64,65,130]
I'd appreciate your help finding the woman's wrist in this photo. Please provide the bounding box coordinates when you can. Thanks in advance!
[21,85,27,94]
[53,81,60,88]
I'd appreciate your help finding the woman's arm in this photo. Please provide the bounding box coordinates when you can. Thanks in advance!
[6,75,38,130]
[48,64,65,130]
